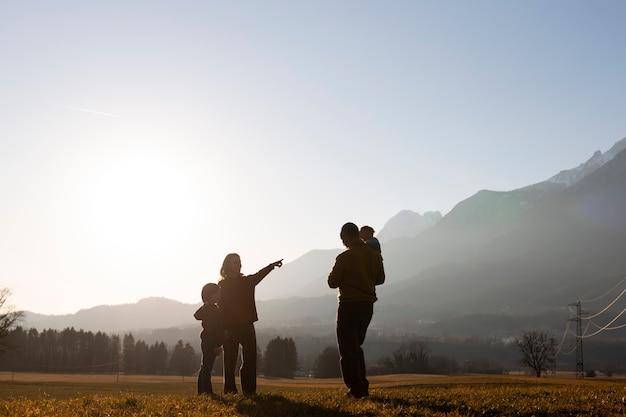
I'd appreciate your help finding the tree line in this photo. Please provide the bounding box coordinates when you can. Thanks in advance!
[0,326,199,375]
[0,325,560,378]
[2,290,626,379]
[0,327,304,378]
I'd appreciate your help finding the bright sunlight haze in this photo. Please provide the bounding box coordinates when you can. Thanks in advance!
[1,1,625,315]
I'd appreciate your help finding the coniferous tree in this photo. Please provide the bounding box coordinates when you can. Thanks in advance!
[122,333,136,374]
[40,328,59,372]
[94,331,107,366]
[108,334,121,373]
[0,327,135,374]
[59,328,77,370]
[169,340,198,376]
[147,341,168,375]
[313,346,341,378]
[134,340,149,374]
[77,330,95,369]
[263,336,298,378]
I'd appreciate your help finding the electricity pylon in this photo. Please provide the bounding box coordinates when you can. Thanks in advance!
[568,300,584,378]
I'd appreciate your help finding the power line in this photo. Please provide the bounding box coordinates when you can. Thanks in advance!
[581,308,626,338]
[559,343,578,356]
[559,278,626,377]
[583,288,626,320]
[580,277,626,303]
[554,320,571,356]
[587,318,626,332]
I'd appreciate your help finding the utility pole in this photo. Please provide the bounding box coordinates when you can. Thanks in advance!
[569,300,584,378]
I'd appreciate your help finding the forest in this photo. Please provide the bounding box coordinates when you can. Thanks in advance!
[0,327,196,376]
[0,327,301,378]
[2,325,626,378]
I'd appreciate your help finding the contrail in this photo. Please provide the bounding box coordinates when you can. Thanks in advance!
[58,104,120,118]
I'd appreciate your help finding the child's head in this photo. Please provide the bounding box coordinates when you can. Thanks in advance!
[201,283,220,303]
[359,225,375,240]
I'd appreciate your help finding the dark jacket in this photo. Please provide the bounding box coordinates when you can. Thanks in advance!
[328,240,385,303]
[218,265,274,328]
[194,303,224,349]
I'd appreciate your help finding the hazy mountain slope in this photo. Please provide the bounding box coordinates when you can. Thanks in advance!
[255,249,341,301]
[255,211,444,300]
[24,297,198,333]
[381,147,626,318]
[22,137,626,340]
[376,138,626,290]
[376,210,442,242]
[252,139,626,301]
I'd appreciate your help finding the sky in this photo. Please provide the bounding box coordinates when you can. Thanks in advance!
[1,1,625,315]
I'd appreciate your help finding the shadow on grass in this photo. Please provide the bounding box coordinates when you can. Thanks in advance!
[227,393,362,417]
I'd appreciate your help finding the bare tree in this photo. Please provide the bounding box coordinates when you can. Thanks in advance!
[515,330,556,377]
[0,288,24,352]
[379,340,430,374]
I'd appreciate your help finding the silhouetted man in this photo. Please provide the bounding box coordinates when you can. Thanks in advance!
[328,222,385,398]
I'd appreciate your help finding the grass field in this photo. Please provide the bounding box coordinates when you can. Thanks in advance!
[1,372,625,416]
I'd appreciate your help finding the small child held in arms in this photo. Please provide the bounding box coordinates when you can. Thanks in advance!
[360,225,382,254]
[194,283,224,395]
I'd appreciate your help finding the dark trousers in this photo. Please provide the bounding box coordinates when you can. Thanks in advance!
[223,322,257,395]
[336,301,373,396]
[197,343,217,395]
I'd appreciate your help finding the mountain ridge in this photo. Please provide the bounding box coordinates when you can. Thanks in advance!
[22,136,626,340]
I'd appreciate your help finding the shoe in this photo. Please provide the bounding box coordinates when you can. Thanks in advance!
[346,390,369,399]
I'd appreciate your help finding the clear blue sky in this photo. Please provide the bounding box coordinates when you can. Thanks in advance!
[1,1,625,314]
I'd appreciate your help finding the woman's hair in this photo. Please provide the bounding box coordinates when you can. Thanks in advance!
[220,253,242,280]
[201,283,219,302]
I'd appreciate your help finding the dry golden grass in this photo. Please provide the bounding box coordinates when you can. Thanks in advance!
[0,371,524,393]
[1,373,626,416]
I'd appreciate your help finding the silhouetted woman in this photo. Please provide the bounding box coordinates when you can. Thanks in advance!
[218,253,283,395]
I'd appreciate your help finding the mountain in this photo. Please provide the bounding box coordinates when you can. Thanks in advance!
[255,211,442,301]
[259,139,626,302]
[376,210,442,242]
[261,137,626,336]
[377,140,626,326]
[537,137,626,189]
[255,249,341,301]
[22,137,626,340]
[24,297,199,333]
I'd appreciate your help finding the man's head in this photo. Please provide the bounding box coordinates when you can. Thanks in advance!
[340,222,361,248]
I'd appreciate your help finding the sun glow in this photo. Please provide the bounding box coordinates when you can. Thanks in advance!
[88,152,195,256]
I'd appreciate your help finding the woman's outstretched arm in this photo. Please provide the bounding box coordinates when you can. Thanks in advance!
[248,259,283,286]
